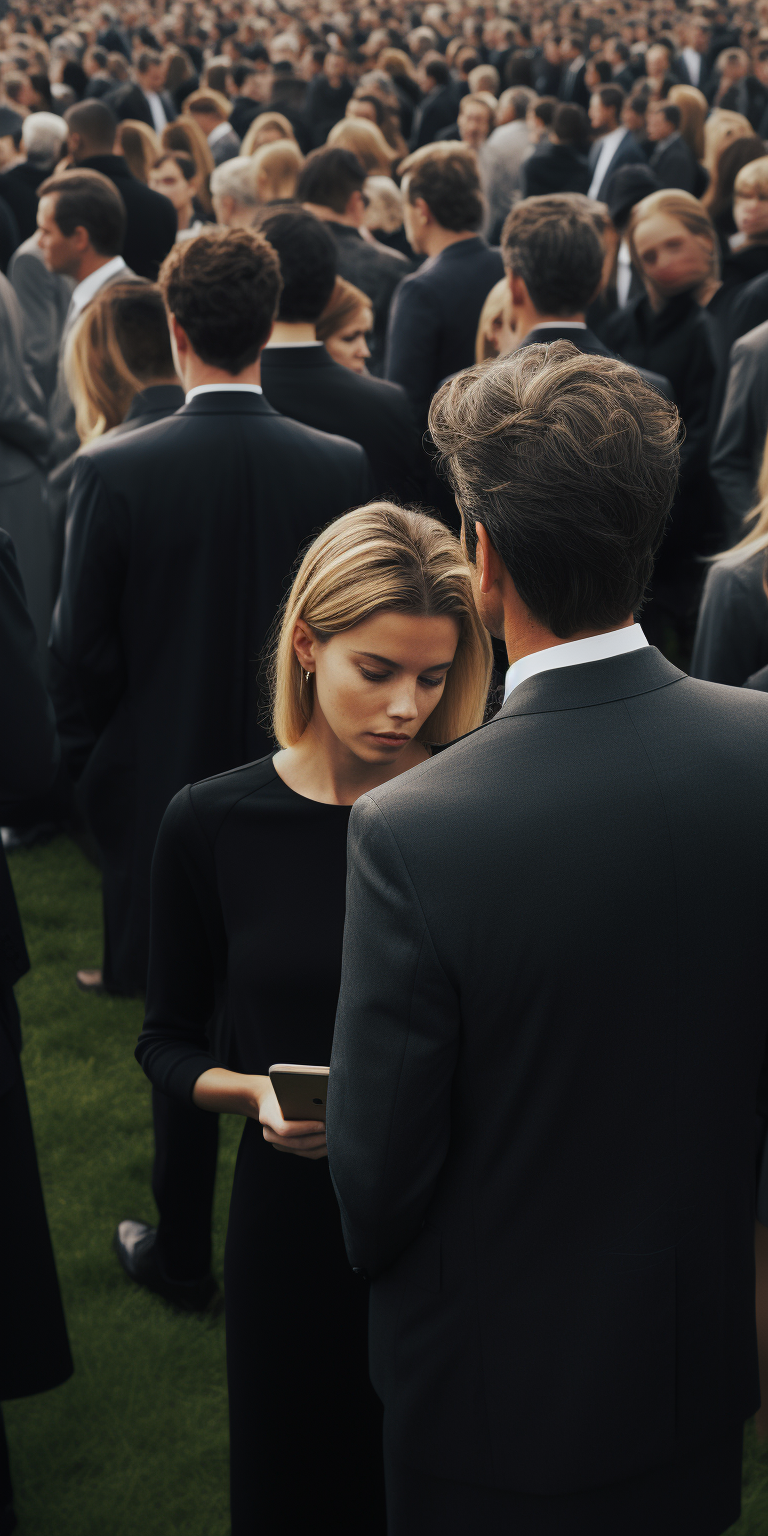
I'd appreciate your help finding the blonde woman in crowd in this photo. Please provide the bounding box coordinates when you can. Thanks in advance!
[667,83,708,163]
[135,503,491,1536]
[250,138,304,203]
[115,119,160,183]
[63,283,182,451]
[328,114,394,174]
[240,110,297,155]
[474,276,514,362]
[149,151,203,240]
[316,276,375,373]
[162,116,214,214]
[703,108,755,185]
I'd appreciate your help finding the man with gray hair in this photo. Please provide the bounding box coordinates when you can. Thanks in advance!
[479,84,536,241]
[0,112,67,242]
[210,158,260,228]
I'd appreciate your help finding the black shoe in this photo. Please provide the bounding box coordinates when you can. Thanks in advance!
[113,1221,222,1316]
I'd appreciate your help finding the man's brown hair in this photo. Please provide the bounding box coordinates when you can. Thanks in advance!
[158,228,282,374]
[38,168,126,256]
[502,194,604,315]
[430,341,680,636]
[399,143,484,232]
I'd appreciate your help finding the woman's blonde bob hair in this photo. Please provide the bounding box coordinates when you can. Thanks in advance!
[64,287,142,444]
[250,137,304,201]
[240,112,297,156]
[269,503,492,748]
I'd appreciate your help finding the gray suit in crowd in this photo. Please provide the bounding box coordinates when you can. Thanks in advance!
[479,111,533,241]
[710,319,768,541]
[0,272,54,656]
[8,234,73,404]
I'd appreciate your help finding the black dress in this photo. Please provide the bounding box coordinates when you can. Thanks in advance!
[136,756,386,1535]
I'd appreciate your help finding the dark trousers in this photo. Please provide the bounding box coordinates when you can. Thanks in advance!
[384,1425,744,1536]
[151,1088,219,1283]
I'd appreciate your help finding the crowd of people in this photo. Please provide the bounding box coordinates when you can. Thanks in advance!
[3,0,768,1533]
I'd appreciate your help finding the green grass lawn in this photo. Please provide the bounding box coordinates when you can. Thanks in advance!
[3,834,768,1534]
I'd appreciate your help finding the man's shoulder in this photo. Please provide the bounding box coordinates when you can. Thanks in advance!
[731,318,768,360]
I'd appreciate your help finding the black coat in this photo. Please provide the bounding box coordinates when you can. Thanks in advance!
[77,154,177,281]
[384,236,504,427]
[260,345,424,502]
[0,194,18,274]
[690,546,768,685]
[229,95,261,140]
[304,75,353,147]
[109,381,185,436]
[0,531,72,1404]
[0,162,48,244]
[328,646,768,1498]
[105,81,177,128]
[649,133,698,194]
[518,323,673,399]
[521,140,591,198]
[411,84,460,149]
[50,391,371,995]
[602,291,722,565]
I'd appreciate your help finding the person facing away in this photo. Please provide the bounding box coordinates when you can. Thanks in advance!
[521,101,592,198]
[297,145,410,377]
[64,99,177,280]
[50,228,371,1000]
[258,203,423,504]
[133,502,491,1536]
[384,141,504,428]
[327,341,768,1536]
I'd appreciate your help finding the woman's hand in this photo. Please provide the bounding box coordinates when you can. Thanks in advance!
[193,1068,327,1159]
[254,1077,328,1161]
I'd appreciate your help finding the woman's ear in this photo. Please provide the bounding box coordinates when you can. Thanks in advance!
[292,619,315,671]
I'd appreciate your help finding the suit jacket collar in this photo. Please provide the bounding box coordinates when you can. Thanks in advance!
[178,390,280,417]
[124,384,185,421]
[492,647,683,722]
[78,153,133,181]
[520,325,611,355]
[261,345,334,372]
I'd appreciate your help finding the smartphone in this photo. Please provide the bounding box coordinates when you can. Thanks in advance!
[269,1063,330,1122]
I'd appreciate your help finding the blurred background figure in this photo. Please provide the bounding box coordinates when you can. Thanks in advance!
[316,276,374,372]
[115,120,161,184]
[474,275,513,361]
[0,113,67,245]
[210,158,260,227]
[522,102,591,196]
[149,152,203,240]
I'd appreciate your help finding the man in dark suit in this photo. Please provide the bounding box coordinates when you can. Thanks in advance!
[304,50,353,147]
[503,194,672,398]
[410,56,459,148]
[0,531,73,1532]
[558,31,590,107]
[298,147,410,376]
[679,15,715,95]
[328,341,768,1535]
[51,226,370,1005]
[65,99,176,281]
[0,112,68,244]
[647,99,697,193]
[105,50,177,132]
[258,205,423,503]
[710,318,768,537]
[385,143,504,428]
[587,83,646,202]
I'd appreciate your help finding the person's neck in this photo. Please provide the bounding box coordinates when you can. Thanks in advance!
[302,201,359,229]
[73,249,116,285]
[514,308,585,344]
[504,610,635,668]
[273,707,430,806]
[136,375,182,390]
[180,354,263,391]
[419,225,478,258]
[596,118,621,138]
[177,201,195,231]
[265,320,317,346]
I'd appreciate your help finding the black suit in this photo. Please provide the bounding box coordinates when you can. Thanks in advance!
[588,128,647,203]
[649,132,698,194]
[0,530,72,1513]
[260,344,423,502]
[518,323,673,399]
[521,139,591,198]
[105,81,177,129]
[328,644,768,1531]
[411,84,460,149]
[0,162,48,244]
[109,382,185,436]
[558,56,590,107]
[77,154,177,281]
[50,390,371,995]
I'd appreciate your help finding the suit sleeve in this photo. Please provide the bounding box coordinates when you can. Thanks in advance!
[9,251,62,402]
[49,454,129,735]
[0,288,49,463]
[0,532,60,799]
[384,277,442,428]
[690,561,764,684]
[327,794,460,1278]
[710,342,763,533]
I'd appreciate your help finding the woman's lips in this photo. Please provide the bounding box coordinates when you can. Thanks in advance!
[368,732,410,747]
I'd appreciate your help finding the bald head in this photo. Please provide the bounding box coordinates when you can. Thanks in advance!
[65,99,117,160]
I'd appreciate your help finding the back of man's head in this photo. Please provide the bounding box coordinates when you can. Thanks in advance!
[256,205,336,322]
[185,89,231,124]
[502,195,604,315]
[108,281,177,382]
[399,143,484,233]
[38,167,126,255]
[22,110,68,169]
[595,82,625,117]
[65,98,117,156]
[505,85,536,121]
[158,227,282,374]
[430,342,680,636]
[553,102,589,145]
[296,146,366,215]
[424,57,450,89]
[210,157,260,221]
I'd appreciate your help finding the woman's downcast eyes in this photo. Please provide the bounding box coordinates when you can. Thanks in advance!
[359,666,444,688]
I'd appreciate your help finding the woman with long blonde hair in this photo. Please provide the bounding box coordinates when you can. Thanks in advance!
[240,110,297,156]
[328,113,394,174]
[115,119,160,182]
[666,83,708,163]
[63,283,180,448]
[161,116,214,214]
[136,502,491,1536]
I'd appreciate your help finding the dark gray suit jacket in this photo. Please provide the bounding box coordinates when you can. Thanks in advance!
[710,318,768,538]
[328,646,768,1495]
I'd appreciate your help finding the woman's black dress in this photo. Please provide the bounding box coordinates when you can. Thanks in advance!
[136,756,386,1534]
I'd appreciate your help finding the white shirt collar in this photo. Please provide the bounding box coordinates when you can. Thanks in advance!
[144,88,168,134]
[208,120,232,146]
[185,383,263,402]
[69,255,126,322]
[588,124,626,198]
[529,320,587,331]
[503,624,648,702]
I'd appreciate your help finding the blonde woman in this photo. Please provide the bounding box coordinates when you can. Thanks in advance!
[239,110,297,156]
[666,83,707,163]
[136,503,491,1536]
[316,275,375,373]
[703,108,754,185]
[249,137,304,202]
[475,276,514,362]
[726,155,768,285]
[328,114,394,174]
[115,119,160,183]
[161,116,214,215]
